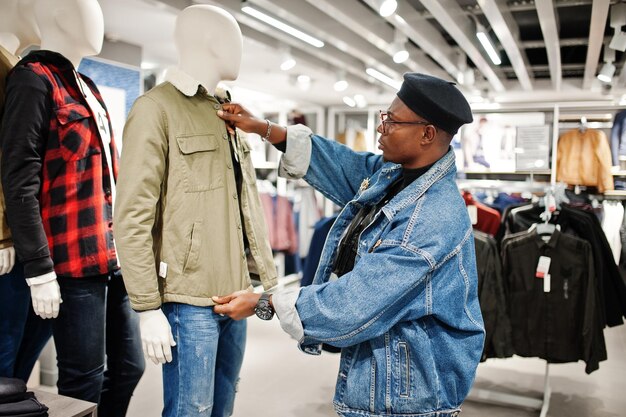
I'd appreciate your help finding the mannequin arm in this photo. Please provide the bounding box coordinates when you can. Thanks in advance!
[0,246,15,275]
[138,309,176,365]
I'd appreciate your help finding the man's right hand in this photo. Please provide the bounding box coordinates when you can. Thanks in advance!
[138,309,176,365]
[30,279,62,319]
[0,246,16,275]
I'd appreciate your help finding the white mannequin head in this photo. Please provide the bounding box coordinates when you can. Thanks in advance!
[174,5,243,94]
[0,0,40,55]
[34,0,104,68]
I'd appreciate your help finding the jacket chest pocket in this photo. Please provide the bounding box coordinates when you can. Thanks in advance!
[54,103,101,161]
[176,134,223,192]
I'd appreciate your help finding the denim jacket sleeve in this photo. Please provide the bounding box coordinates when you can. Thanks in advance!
[279,126,385,207]
[295,240,432,348]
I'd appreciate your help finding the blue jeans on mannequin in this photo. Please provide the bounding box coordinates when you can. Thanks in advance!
[0,260,53,381]
[53,271,145,417]
[162,303,246,417]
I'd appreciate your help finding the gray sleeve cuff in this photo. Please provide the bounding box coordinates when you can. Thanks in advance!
[272,286,304,341]
[278,124,313,179]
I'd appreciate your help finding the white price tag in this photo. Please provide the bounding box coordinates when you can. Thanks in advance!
[159,261,168,278]
[535,256,551,279]
[468,205,478,225]
[544,273,551,293]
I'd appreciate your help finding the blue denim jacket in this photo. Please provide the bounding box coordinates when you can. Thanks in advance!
[274,126,484,417]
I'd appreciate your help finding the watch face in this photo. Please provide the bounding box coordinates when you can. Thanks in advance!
[255,301,274,320]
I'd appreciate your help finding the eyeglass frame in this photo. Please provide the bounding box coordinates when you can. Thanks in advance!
[379,110,434,134]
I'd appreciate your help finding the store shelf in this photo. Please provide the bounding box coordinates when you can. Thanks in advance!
[612,171,626,177]
[603,190,626,199]
[461,170,551,182]
[253,161,279,169]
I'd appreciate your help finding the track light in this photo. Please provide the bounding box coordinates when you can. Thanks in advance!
[241,3,324,48]
[333,70,348,92]
[597,62,616,83]
[354,94,367,108]
[373,0,397,17]
[390,31,409,64]
[475,21,501,66]
[343,96,356,107]
[279,47,296,71]
[610,30,626,52]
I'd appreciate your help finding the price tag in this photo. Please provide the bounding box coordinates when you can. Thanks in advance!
[535,256,551,278]
[544,273,551,293]
[159,261,168,278]
[468,205,478,225]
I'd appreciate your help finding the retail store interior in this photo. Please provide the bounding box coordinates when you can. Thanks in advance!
[2,0,626,416]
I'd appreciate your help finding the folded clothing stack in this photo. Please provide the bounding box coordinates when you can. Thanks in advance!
[0,377,48,417]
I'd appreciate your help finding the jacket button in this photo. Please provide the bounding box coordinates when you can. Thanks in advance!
[223,133,228,140]
[226,161,232,169]
[213,104,220,110]
[233,193,238,199]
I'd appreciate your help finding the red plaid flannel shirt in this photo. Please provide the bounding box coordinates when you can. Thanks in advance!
[1,51,119,278]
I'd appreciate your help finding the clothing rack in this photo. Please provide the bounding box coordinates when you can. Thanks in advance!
[467,188,557,416]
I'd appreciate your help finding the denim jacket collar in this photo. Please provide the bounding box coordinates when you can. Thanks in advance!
[381,147,456,217]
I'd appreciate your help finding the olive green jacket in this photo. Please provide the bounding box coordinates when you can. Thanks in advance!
[114,68,277,311]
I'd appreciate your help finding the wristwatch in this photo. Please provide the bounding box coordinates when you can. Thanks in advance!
[255,293,275,320]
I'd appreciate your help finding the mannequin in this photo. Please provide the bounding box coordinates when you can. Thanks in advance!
[0,0,50,383]
[115,5,276,417]
[0,0,144,414]
[0,0,39,276]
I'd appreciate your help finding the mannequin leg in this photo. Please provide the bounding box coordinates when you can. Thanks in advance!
[52,276,107,404]
[0,261,30,378]
[212,316,246,417]
[99,271,144,417]
[162,303,222,417]
[13,307,53,382]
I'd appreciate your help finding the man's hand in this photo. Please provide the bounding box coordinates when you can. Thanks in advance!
[138,309,176,365]
[217,104,266,136]
[30,279,62,319]
[212,291,261,320]
[0,246,16,275]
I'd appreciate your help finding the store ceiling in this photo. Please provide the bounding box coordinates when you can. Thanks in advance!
[99,0,626,109]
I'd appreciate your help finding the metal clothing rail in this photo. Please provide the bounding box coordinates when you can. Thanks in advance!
[467,362,551,417]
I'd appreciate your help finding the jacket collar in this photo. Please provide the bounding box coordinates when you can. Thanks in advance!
[19,50,75,71]
[382,147,457,217]
[164,67,230,103]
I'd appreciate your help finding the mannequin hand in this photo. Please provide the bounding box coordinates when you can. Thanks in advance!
[30,279,62,319]
[138,309,176,365]
[217,104,266,136]
[0,246,16,275]
[213,291,259,320]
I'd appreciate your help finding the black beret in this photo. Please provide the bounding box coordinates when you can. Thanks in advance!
[396,73,473,135]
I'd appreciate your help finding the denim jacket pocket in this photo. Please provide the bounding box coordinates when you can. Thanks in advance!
[176,134,223,192]
[55,103,101,161]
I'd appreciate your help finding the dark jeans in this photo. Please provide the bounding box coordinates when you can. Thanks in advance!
[53,271,144,417]
[0,261,53,381]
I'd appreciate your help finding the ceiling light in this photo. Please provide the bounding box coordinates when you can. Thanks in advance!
[241,4,324,48]
[297,74,311,90]
[354,94,367,108]
[475,22,501,66]
[390,30,409,64]
[366,67,401,90]
[334,70,349,91]
[610,3,626,28]
[343,96,356,107]
[610,30,626,51]
[279,47,296,71]
[374,0,398,17]
[597,62,616,83]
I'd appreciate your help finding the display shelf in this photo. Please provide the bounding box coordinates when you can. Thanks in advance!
[461,170,551,183]
[254,161,279,170]
[612,171,626,177]
[603,190,626,199]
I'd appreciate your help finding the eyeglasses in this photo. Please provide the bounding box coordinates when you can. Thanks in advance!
[379,111,431,134]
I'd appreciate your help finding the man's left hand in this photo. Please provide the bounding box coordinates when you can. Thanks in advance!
[213,291,260,320]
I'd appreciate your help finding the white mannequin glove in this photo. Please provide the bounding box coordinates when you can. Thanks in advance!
[30,279,62,319]
[138,309,177,365]
[0,246,16,275]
